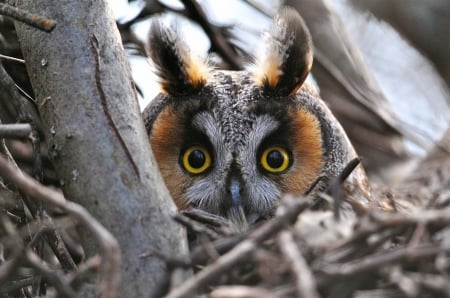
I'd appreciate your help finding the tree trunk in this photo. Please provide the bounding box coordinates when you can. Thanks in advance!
[8,0,189,296]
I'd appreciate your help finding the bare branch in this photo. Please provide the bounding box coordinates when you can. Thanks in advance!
[278,231,320,298]
[0,123,32,138]
[0,53,25,64]
[166,198,310,298]
[317,244,442,282]
[0,154,121,298]
[211,285,277,298]
[0,3,56,32]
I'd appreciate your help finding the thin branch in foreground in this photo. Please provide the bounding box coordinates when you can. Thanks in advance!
[1,127,75,271]
[335,207,450,253]
[0,54,25,64]
[0,276,36,294]
[25,250,78,298]
[0,123,32,138]
[278,231,320,298]
[210,285,277,298]
[0,3,56,32]
[0,61,40,128]
[173,211,223,240]
[317,244,442,284]
[165,198,310,298]
[0,216,24,285]
[190,234,245,267]
[0,154,121,298]
[41,213,77,271]
[67,256,102,289]
[327,157,361,187]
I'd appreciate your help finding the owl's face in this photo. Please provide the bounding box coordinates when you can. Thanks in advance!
[144,8,368,227]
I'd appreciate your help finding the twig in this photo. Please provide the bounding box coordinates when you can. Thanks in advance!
[309,158,362,218]
[165,198,310,298]
[0,276,36,294]
[41,213,77,271]
[166,240,256,298]
[406,272,450,294]
[317,244,443,283]
[190,234,245,266]
[0,3,56,32]
[180,0,242,69]
[25,249,77,298]
[0,63,23,122]
[67,256,102,289]
[278,231,320,298]
[0,154,121,298]
[387,266,418,297]
[210,285,277,298]
[0,216,24,284]
[0,60,41,128]
[1,131,75,271]
[0,123,32,138]
[0,215,76,252]
[0,54,25,64]
[173,212,223,240]
[328,158,361,188]
[338,207,450,250]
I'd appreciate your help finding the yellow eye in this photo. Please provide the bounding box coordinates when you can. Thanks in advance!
[260,146,290,173]
[181,146,212,174]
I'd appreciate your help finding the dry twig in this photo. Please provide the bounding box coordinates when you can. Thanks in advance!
[0,123,32,138]
[165,198,310,298]
[0,3,56,32]
[180,0,242,69]
[278,231,320,298]
[0,154,121,298]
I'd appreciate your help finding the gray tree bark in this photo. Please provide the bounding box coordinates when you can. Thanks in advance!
[8,0,189,296]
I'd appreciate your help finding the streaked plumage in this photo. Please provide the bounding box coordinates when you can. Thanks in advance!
[143,8,371,229]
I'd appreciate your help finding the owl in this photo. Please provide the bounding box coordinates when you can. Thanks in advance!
[143,8,371,229]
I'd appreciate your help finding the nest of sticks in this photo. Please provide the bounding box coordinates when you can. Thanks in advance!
[1,139,450,298]
[155,159,450,298]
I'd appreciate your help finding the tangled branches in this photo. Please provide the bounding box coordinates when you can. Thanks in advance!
[163,180,450,298]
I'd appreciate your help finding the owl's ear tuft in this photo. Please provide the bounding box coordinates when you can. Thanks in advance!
[254,7,313,96]
[147,21,210,96]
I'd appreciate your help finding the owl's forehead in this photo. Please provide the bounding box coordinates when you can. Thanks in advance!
[201,71,266,149]
[206,71,259,104]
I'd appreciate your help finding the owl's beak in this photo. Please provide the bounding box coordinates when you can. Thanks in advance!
[226,177,249,232]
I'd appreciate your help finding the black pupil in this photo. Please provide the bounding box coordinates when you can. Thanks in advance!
[189,150,206,169]
[267,150,284,168]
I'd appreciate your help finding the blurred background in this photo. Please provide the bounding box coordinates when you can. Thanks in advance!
[110,0,450,183]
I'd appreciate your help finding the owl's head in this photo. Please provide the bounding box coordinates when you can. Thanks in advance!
[143,8,369,229]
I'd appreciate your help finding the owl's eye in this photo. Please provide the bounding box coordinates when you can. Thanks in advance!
[260,146,291,173]
[181,146,212,174]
